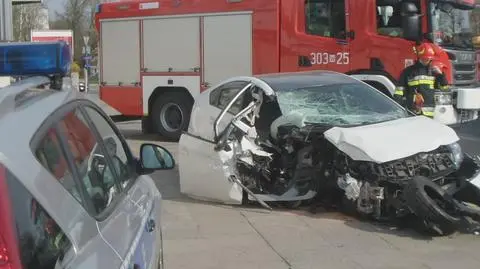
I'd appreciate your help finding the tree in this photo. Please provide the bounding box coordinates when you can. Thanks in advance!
[86,0,100,57]
[12,3,49,41]
[54,0,98,61]
[472,8,480,35]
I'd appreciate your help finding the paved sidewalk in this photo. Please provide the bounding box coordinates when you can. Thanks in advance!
[159,191,480,269]
[147,141,480,269]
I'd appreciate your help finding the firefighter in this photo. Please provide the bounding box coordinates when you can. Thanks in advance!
[393,43,450,118]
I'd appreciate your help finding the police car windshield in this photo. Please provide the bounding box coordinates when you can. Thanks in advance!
[275,83,408,126]
[429,3,474,50]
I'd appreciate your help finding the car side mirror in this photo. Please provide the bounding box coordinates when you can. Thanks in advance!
[401,2,422,42]
[139,143,175,170]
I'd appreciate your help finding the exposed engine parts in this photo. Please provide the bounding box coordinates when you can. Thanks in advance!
[221,120,480,236]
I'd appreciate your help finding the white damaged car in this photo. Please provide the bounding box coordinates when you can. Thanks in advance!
[179,70,480,235]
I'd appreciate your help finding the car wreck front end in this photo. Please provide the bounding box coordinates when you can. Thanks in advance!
[322,115,480,235]
[178,72,480,235]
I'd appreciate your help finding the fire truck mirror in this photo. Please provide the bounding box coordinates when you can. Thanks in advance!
[401,2,421,42]
[400,1,418,14]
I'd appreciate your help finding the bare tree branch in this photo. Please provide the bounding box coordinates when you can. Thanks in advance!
[13,3,48,41]
[54,0,92,60]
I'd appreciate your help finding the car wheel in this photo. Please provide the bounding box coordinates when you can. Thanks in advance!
[151,92,192,141]
[403,176,463,236]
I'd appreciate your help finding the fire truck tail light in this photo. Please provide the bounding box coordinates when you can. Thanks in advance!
[0,41,71,77]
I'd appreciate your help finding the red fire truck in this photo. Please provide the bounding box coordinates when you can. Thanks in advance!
[95,0,480,140]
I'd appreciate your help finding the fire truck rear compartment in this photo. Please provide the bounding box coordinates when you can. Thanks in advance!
[99,13,253,140]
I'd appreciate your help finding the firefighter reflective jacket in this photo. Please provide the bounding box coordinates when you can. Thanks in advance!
[393,61,449,117]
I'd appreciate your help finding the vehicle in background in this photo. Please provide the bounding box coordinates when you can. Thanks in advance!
[30,29,74,59]
[0,41,174,269]
[94,0,480,141]
[79,80,87,92]
[179,70,480,236]
[473,3,480,82]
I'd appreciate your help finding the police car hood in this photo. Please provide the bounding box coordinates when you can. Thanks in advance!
[323,116,459,163]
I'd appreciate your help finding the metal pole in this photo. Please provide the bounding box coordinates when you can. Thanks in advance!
[0,0,13,88]
[84,67,88,93]
[3,0,13,41]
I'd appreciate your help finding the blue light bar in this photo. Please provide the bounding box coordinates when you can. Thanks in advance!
[0,41,71,77]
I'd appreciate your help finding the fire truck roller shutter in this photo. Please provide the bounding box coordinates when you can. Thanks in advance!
[141,16,200,141]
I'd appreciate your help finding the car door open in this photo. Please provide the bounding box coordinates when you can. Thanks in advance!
[178,82,257,204]
[179,81,276,207]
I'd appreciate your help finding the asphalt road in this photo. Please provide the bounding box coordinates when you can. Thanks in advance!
[452,120,480,157]
[116,119,480,269]
[86,89,480,269]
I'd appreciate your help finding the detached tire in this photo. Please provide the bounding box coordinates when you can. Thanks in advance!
[151,92,193,141]
[403,176,463,236]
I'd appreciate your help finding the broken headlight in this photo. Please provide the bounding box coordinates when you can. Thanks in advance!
[448,142,463,169]
[434,91,453,105]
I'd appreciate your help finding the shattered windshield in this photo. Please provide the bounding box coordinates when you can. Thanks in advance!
[430,3,474,49]
[275,83,408,126]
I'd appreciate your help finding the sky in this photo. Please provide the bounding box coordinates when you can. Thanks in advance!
[45,0,65,19]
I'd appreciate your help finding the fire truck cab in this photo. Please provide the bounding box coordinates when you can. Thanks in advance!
[95,0,480,141]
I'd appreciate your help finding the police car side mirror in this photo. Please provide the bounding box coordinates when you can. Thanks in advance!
[139,143,175,171]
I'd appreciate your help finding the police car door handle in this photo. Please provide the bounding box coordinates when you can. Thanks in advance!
[146,219,156,232]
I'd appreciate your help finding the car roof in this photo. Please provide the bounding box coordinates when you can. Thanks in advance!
[255,70,359,92]
[0,78,86,160]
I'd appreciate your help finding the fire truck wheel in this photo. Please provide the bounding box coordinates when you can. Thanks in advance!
[151,92,192,141]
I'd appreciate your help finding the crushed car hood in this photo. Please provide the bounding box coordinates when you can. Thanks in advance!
[324,116,460,163]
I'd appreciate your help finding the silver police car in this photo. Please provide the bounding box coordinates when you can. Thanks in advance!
[0,42,172,269]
